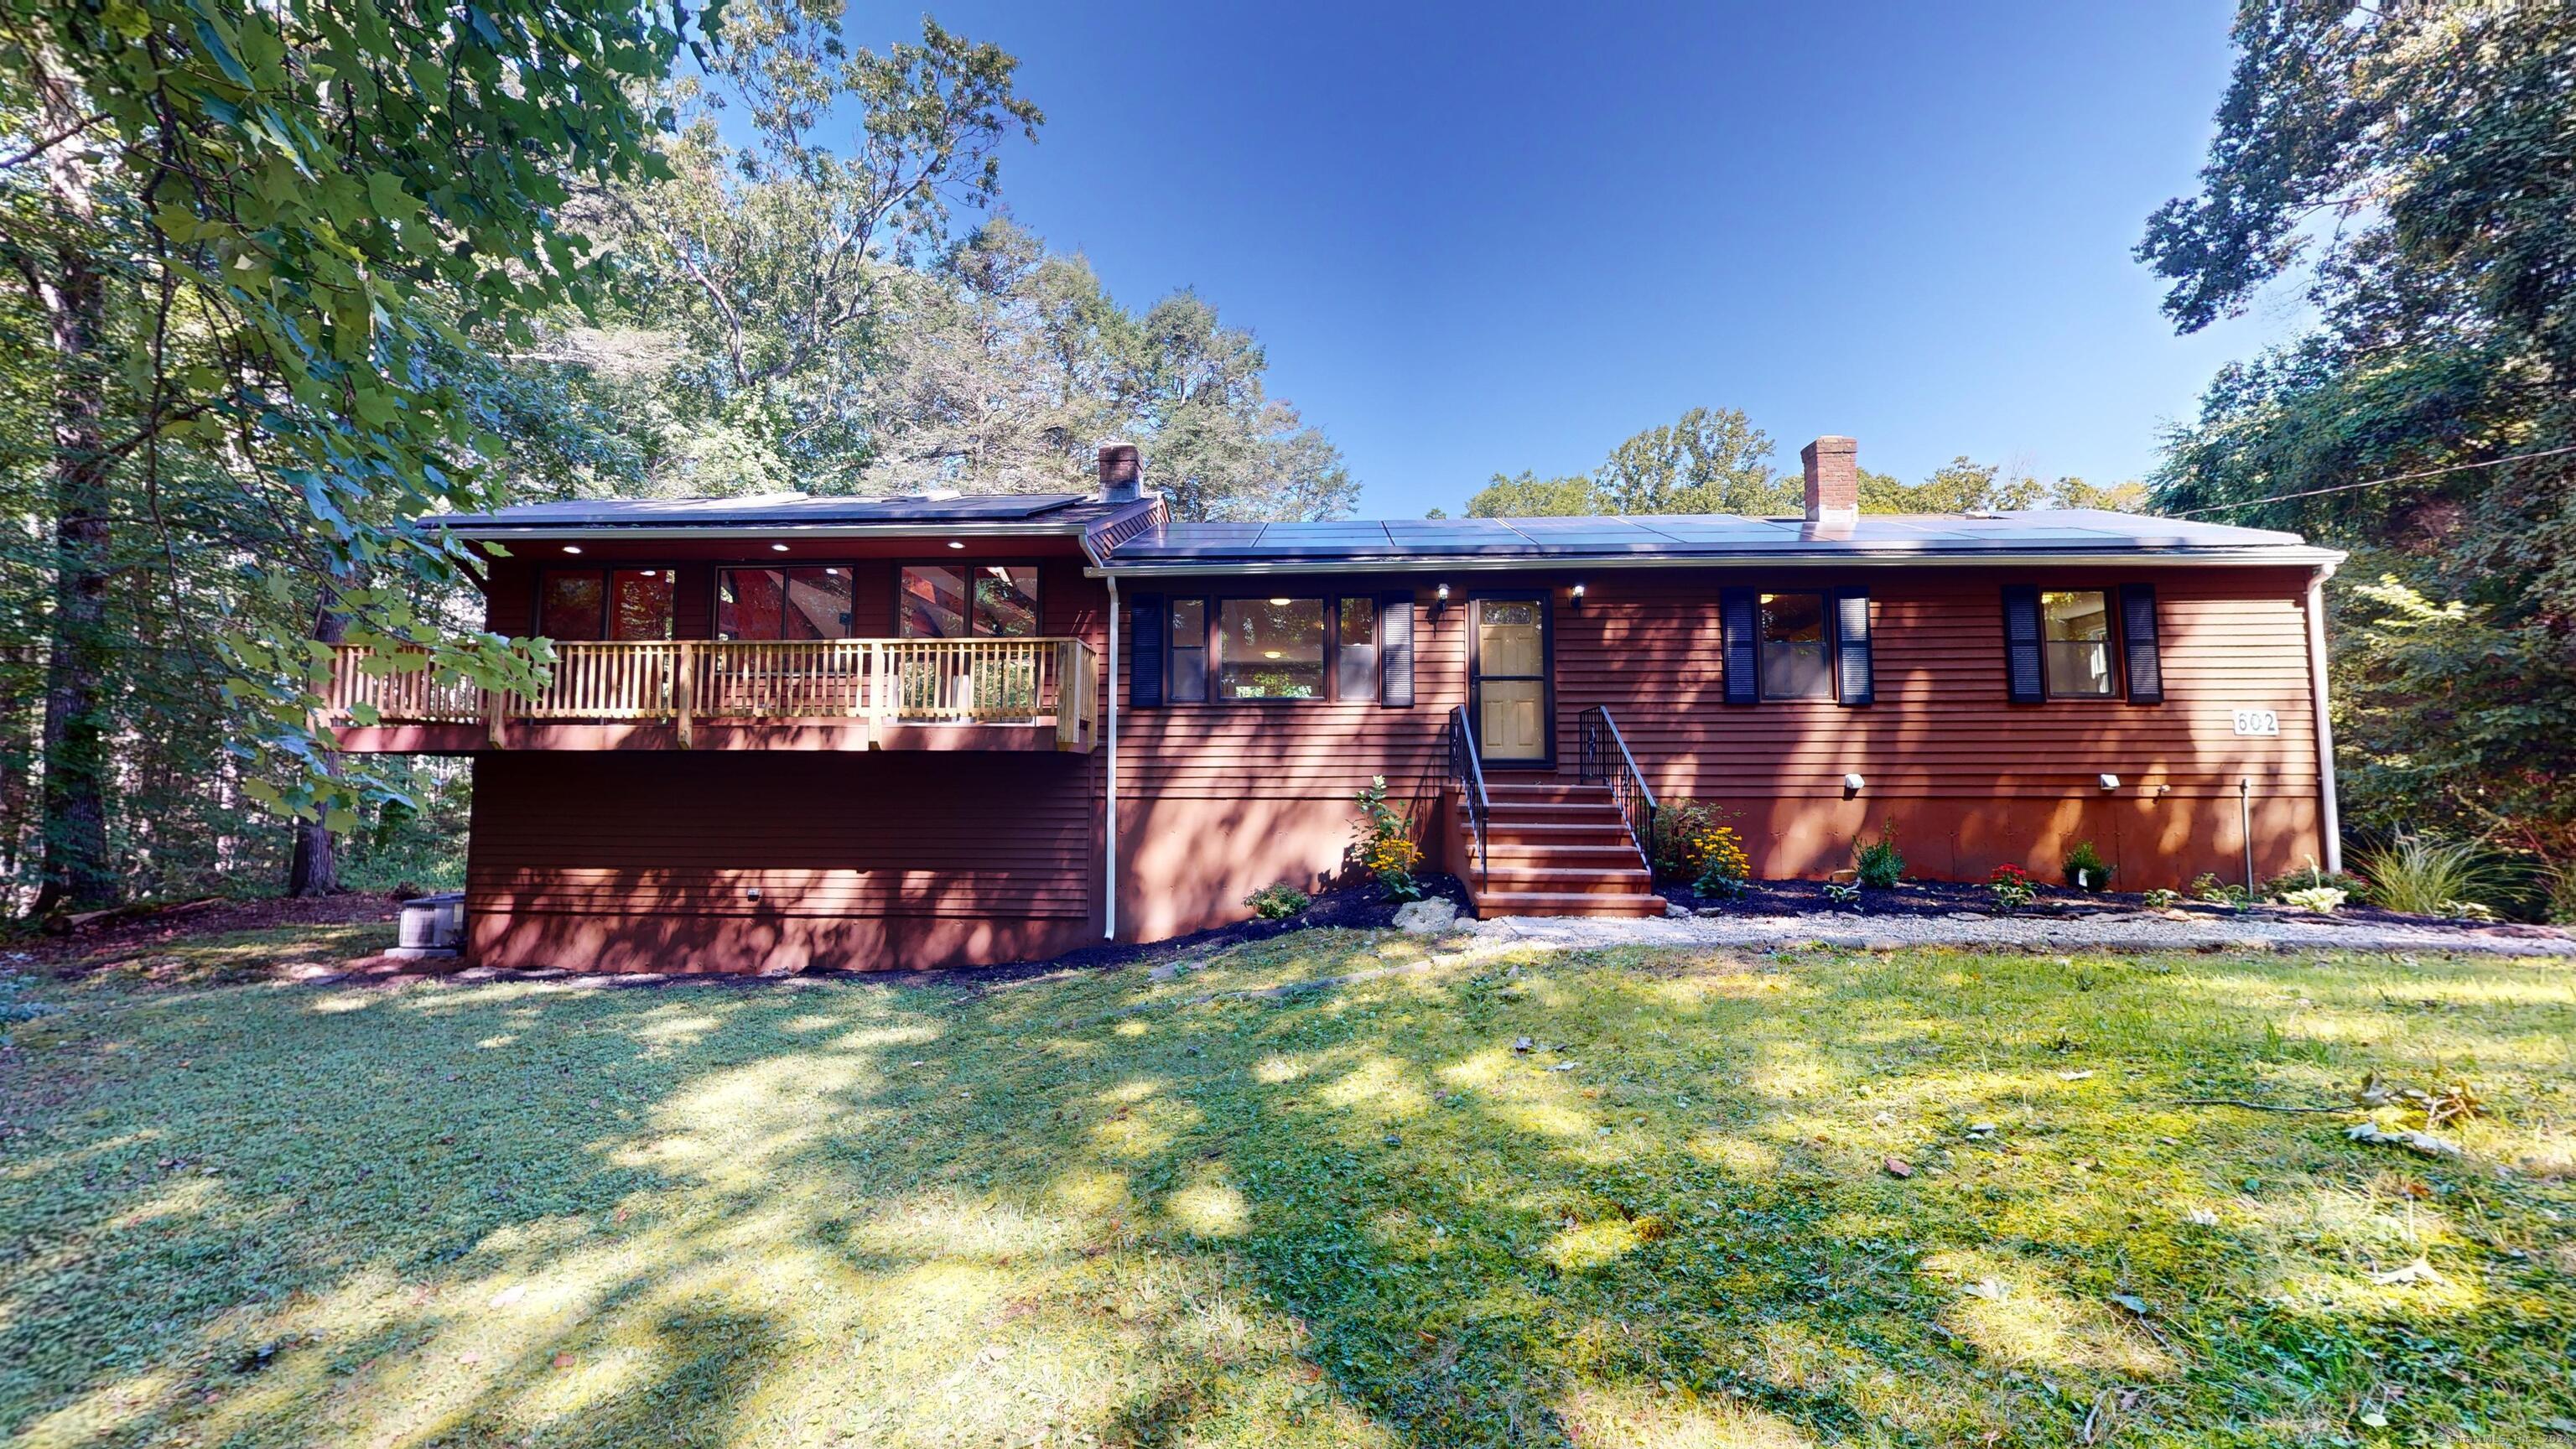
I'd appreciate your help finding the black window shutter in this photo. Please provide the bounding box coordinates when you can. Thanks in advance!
[2002,584,2044,704]
[1720,587,1758,705]
[1834,588,1873,706]
[1379,592,1415,707]
[1128,591,1163,708]
[2119,583,2164,704]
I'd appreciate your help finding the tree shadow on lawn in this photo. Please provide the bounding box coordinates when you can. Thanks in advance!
[2,940,2570,1446]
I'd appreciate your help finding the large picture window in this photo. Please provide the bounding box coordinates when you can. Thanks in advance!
[1218,598,1326,699]
[1161,595,1389,703]
[1757,592,1832,699]
[540,569,674,641]
[717,567,854,641]
[898,564,1041,638]
[2041,589,2117,698]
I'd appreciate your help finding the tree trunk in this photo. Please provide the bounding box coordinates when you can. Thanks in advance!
[286,586,349,896]
[29,60,116,917]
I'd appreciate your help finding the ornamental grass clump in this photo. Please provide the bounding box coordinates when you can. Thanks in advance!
[2353,834,2508,918]
[1351,775,1426,901]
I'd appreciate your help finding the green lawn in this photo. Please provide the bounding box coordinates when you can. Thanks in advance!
[3,929,2572,1447]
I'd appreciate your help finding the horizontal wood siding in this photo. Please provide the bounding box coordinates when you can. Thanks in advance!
[466,750,1095,972]
[1106,564,2329,922]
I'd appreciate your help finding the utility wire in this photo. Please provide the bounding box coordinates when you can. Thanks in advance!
[2169,443,2576,517]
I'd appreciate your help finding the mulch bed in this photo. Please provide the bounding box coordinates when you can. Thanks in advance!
[1655,877,2570,939]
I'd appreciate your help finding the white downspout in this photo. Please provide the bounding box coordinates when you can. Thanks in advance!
[1104,573,1119,939]
[2304,566,2343,874]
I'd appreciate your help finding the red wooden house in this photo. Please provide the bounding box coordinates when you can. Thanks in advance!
[328,439,2345,972]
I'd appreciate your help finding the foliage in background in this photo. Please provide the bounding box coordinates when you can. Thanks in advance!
[2,2,1364,912]
[2144,0,2576,891]
[1462,406,2145,519]
[0,0,704,911]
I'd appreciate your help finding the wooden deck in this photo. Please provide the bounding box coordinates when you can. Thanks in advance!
[324,637,1100,753]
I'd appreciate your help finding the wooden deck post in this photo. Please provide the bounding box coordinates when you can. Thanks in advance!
[675,641,694,749]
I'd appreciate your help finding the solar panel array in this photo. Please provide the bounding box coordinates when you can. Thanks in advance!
[427,492,1090,530]
[1108,509,2311,563]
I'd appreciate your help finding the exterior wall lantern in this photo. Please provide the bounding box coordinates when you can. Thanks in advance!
[1842,772,1865,797]
[1569,581,1587,611]
[1431,581,1451,622]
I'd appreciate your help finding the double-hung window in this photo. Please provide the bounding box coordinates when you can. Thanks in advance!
[2040,589,2117,698]
[1756,592,1834,700]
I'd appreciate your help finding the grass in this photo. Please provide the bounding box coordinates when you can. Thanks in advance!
[1,927,2572,1447]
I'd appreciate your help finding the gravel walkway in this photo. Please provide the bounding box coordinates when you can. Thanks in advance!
[1471,907,2573,958]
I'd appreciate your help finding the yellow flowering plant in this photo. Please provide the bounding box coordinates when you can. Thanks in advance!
[1693,823,1751,899]
[1353,775,1427,901]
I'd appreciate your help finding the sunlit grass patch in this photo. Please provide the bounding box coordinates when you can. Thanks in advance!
[1,935,2570,1446]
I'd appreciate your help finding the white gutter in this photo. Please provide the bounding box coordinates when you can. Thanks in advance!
[1083,547,2347,579]
[2305,565,2344,874]
[1104,573,1119,940]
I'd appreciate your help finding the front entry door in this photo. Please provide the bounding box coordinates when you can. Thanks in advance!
[1472,595,1550,764]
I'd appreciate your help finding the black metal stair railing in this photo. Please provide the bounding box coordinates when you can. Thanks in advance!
[1577,704,1658,873]
[1446,705,1491,887]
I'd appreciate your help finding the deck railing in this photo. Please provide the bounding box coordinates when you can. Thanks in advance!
[325,637,1098,748]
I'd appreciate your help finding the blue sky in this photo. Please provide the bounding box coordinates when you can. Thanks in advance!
[849,1,2305,517]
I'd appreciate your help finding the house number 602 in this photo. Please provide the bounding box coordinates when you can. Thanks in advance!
[2231,709,2281,736]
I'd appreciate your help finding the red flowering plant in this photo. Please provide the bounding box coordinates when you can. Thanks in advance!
[1988,864,2039,912]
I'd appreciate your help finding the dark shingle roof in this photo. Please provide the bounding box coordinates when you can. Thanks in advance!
[1096,509,2337,571]
[423,491,1118,536]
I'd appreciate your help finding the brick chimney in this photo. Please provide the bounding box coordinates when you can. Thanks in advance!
[1098,443,1143,503]
[1801,436,1859,524]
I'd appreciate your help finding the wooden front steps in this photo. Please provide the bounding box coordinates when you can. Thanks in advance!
[1458,779,1666,918]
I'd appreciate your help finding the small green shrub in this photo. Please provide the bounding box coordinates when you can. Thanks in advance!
[1854,825,1904,890]
[2142,887,2183,909]
[1821,880,1862,906]
[2262,860,2370,901]
[2542,865,2576,925]
[1649,799,1730,882]
[2063,839,2113,891]
[2353,835,2508,917]
[1244,883,1311,920]
[2190,872,2251,908]
[2280,886,2347,914]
